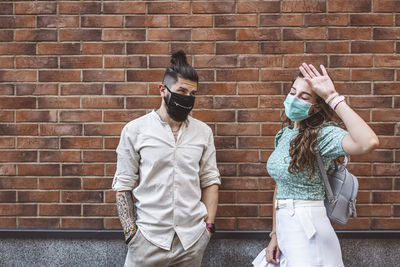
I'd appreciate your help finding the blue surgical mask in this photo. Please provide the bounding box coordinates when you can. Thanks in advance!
[284,94,314,122]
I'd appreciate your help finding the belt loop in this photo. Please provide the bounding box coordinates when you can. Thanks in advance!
[288,199,294,216]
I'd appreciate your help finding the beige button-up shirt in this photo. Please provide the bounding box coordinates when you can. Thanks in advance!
[112,110,221,250]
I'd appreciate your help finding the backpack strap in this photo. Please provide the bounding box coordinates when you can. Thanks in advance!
[313,145,336,206]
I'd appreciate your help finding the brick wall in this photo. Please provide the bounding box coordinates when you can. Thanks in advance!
[0,0,399,231]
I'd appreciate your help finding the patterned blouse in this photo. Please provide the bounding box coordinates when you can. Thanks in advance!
[266,122,348,200]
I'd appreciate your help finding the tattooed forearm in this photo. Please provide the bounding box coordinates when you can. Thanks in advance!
[116,191,137,241]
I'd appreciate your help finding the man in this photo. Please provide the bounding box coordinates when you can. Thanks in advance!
[112,50,220,267]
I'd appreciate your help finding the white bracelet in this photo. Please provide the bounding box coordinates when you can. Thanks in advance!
[269,230,276,238]
[325,92,339,104]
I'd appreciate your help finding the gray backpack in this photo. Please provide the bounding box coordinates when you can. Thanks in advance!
[314,146,358,225]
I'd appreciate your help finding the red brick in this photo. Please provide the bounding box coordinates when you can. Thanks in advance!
[0,164,16,176]
[238,29,280,41]
[18,191,59,203]
[39,204,81,216]
[16,110,57,123]
[215,15,257,27]
[0,178,37,189]
[0,151,36,162]
[329,0,371,12]
[59,29,101,41]
[283,28,326,40]
[357,204,392,217]
[192,29,236,41]
[15,2,56,14]
[82,43,124,55]
[261,69,299,82]
[350,96,392,108]
[15,29,57,41]
[0,3,13,15]
[237,1,280,13]
[38,97,80,109]
[260,14,302,26]
[358,178,392,190]
[239,164,268,176]
[374,0,400,12]
[82,178,113,190]
[0,139,14,149]
[328,28,371,40]
[351,41,394,53]
[217,205,258,217]
[37,16,79,28]
[125,97,159,109]
[38,43,80,55]
[283,0,326,12]
[238,83,281,95]
[217,69,259,81]
[284,55,328,68]
[374,83,400,95]
[127,70,165,82]
[373,192,400,203]
[104,218,121,229]
[60,111,102,122]
[16,57,58,69]
[60,56,102,69]
[261,42,304,54]
[103,2,146,14]
[61,84,102,95]
[214,137,236,149]
[62,191,103,203]
[126,15,168,28]
[368,123,395,135]
[103,29,145,41]
[239,56,282,68]
[0,70,36,82]
[0,16,35,28]
[0,97,35,109]
[374,28,400,40]
[0,43,36,55]
[127,43,168,54]
[0,110,13,121]
[262,124,284,136]
[81,97,124,109]
[352,69,394,81]
[192,2,235,14]
[17,84,57,96]
[238,137,274,149]
[351,14,393,26]
[104,111,146,122]
[83,70,124,82]
[221,177,260,190]
[81,15,124,28]
[0,191,16,202]
[237,191,273,203]
[238,110,281,122]
[18,164,59,176]
[217,124,260,136]
[0,124,38,136]
[238,218,272,230]
[217,150,259,163]
[39,178,81,190]
[40,151,81,162]
[306,42,349,53]
[375,55,400,67]
[170,15,212,27]
[304,14,348,26]
[148,1,189,14]
[39,70,80,82]
[61,137,102,149]
[377,137,400,149]
[83,204,117,216]
[62,164,104,176]
[332,218,371,230]
[194,56,237,68]
[198,83,236,95]
[218,164,237,177]
[59,1,101,14]
[84,124,124,136]
[0,218,16,228]
[19,218,60,229]
[105,83,146,96]
[352,150,393,163]
[192,110,235,123]
[259,96,285,108]
[0,31,13,42]
[219,191,236,203]
[105,56,147,69]
[62,218,103,229]
[171,43,214,55]
[148,29,190,41]
[372,219,400,230]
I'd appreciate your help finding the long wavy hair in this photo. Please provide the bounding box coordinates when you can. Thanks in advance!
[283,73,344,179]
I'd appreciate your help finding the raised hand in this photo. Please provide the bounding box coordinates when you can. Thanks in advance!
[299,63,337,102]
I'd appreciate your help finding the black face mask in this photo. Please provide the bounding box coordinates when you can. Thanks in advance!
[163,85,195,122]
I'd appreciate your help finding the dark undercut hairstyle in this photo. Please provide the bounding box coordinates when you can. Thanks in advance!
[162,50,198,88]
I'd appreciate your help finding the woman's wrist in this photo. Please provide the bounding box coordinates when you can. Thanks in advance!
[330,95,346,110]
[269,230,276,238]
[325,92,339,104]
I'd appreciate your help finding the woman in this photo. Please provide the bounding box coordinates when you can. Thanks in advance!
[265,63,379,266]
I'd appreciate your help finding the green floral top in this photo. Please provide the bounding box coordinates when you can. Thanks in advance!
[266,122,348,200]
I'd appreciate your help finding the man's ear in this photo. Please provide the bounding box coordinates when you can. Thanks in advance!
[159,84,166,97]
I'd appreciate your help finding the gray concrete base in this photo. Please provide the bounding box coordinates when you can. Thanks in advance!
[0,238,399,267]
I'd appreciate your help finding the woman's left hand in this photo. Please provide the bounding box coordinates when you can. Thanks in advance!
[299,62,337,101]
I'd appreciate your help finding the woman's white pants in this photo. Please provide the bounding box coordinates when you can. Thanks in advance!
[274,199,345,267]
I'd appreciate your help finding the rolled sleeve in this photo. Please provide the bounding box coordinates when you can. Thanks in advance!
[112,124,140,191]
[199,130,221,188]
